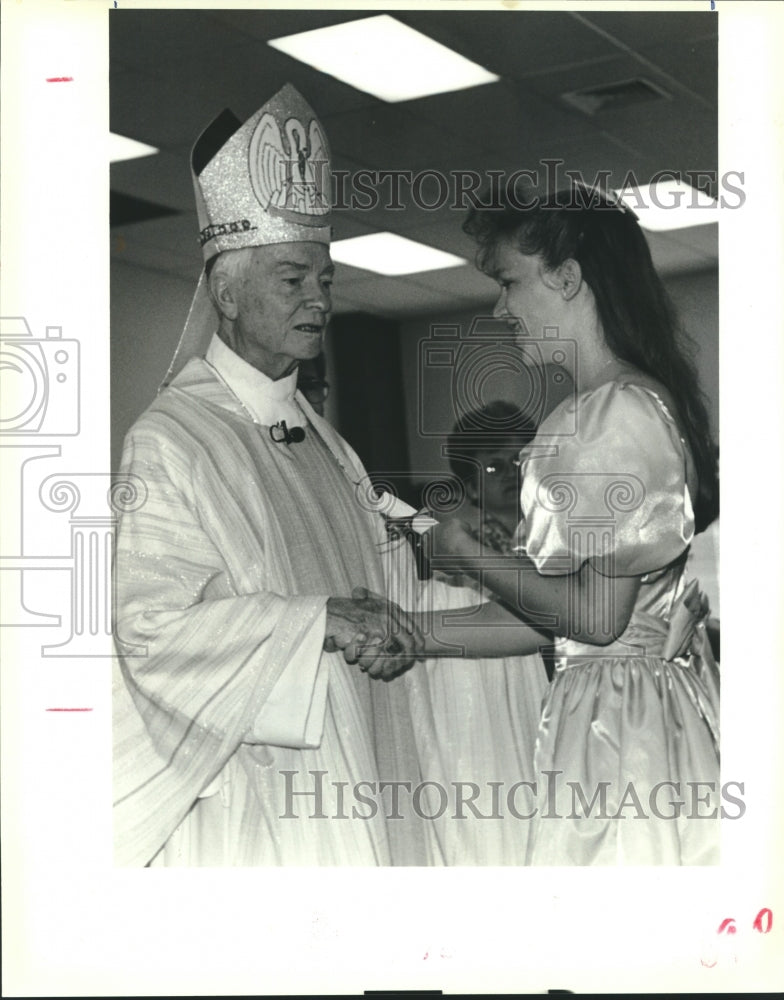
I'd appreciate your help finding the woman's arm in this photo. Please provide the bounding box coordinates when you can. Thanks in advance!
[413,599,553,660]
[347,520,642,678]
[429,517,640,646]
[348,594,553,678]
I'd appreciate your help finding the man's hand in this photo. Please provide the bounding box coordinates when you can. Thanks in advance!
[324,587,424,681]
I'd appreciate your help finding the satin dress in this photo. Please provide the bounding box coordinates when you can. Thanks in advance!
[400,503,550,865]
[516,381,720,865]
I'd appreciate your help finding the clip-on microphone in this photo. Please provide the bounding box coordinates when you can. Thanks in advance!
[269,420,306,445]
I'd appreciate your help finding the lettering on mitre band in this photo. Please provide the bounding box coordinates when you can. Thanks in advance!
[199,219,257,247]
[249,112,331,217]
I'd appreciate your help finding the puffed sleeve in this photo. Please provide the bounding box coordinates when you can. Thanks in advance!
[516,382,695,576]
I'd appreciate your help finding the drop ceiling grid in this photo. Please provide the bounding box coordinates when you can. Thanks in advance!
[109,8,718,314]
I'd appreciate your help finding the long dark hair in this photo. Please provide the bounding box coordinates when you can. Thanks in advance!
[463,184,719,531]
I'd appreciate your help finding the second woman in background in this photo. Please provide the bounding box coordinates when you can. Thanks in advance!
[400,401,551,865]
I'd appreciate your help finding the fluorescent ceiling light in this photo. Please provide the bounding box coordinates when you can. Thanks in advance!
[110,133,159,164]
[331,232,466,276]
[614,180,718,232]
[269,14,499,102]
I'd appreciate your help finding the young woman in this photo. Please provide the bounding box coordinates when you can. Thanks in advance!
[359,185,720,866]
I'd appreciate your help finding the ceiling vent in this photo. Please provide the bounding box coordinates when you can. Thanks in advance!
[561,77,670,115]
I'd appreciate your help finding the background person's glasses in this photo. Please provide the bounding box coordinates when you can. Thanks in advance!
[483,456,522,476]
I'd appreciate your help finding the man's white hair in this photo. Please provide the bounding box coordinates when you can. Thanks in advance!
[207,247,254,305]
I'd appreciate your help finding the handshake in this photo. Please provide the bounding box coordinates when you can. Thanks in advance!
[324,587,425,682]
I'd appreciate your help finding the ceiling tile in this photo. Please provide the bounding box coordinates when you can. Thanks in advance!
[635,36,718,107]
[485,138,650,194]
[322,103,481,176]
[398,81,601,159]
[110,67,225,150]
[598,100,717,173]
[110,149,194,211]
[329,155,415,234]
[110,189,179,229]
[522,52,675,103]
[210,51,381,122]
[110,9,251,66]
[397,10,618,77]
[107,8,720,312]
[209,10,376,43]
[111,40,376,150]
[331,210,380,243]
[577,10,716,53]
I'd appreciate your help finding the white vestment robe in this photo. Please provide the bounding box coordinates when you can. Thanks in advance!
[113,349,428,866]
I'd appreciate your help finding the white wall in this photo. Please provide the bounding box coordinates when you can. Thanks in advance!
[111,260,194,467]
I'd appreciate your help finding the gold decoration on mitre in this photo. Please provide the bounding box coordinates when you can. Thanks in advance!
[162,84,333,387]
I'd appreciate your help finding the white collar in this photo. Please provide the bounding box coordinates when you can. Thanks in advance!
[204,334,305,428]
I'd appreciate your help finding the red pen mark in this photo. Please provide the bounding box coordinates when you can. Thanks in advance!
[702,908,774,967]
[46,77,74,83]
[753,908,773,933]
[46,707,93,712]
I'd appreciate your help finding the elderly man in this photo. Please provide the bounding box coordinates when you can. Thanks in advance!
[112,85,426,867]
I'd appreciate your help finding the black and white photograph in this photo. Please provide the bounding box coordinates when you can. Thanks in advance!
[2,0,783,995]
[110,5,726,872]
